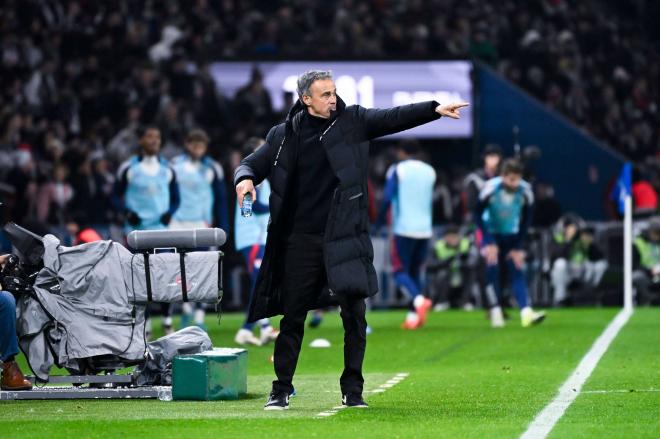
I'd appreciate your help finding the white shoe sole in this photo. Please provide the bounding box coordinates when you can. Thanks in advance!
[264,405,289,411]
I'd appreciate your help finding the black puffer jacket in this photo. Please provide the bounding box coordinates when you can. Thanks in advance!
[234,96,441,321]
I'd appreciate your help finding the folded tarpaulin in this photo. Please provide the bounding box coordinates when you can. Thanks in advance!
[134,326,213,386]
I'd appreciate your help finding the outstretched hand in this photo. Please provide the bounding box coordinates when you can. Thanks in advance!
[436,102,470,119]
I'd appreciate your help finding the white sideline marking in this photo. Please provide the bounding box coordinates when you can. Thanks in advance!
[315,372,409,418]
[520,308,632,439]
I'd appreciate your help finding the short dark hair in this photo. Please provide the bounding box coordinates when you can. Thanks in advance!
[136,124,160,139]
[483,143,502,157]
[501,158,524,176]
[443,224,460,236]
[399,139,420,156]
[185,128,210,144]
[581,226,596,236]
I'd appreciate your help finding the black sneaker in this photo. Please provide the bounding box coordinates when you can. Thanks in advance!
[264,391,290,410]
[342,393,368,408]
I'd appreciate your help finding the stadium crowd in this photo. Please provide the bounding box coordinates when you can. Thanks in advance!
[1,0,660,315]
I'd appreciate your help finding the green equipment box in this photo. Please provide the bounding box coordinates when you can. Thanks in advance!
[172,348,247,401]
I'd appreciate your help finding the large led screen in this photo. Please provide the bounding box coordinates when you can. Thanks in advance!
[210,61,472,138]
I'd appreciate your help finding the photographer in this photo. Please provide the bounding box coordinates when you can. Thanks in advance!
[0,254,33,390]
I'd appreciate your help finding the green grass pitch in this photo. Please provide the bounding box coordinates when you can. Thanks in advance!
[1,308,658,438]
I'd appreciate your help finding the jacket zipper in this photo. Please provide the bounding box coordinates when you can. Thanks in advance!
[320,116,339,293]
[273,136,286,167]
[319,119,338,142]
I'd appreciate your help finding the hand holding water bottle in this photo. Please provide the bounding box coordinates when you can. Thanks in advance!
[241,193,253,217]
[236,178,256,216]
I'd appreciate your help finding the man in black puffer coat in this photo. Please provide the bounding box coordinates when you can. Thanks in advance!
[234,70,468,410]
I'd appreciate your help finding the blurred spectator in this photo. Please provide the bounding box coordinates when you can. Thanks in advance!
[433,171,454,224]
[632,217,660,305]
[233,67,274,137]
[462,144,502,223]
[65,211,102,245]
[69,152,115,227]
[533,182,562,228]
[5,149,38,224]
[550,216,608,306]
[89,153,117,227]
[426,225,478,311]
[36,163,74,227]
[632,167,658,218]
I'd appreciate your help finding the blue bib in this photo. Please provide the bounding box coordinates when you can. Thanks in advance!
[124,156,171,230]
[171,155,214,223]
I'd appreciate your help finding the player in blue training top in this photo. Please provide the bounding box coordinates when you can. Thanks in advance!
[376,140,435,330]
[114,126,180,232]
[113,125,181,335]
[475,158,546,328]
[170,129,229,329]
[170,129,228,231]
[233,138,278,346]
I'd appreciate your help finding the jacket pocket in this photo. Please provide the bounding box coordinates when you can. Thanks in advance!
[329,185,364,239]
[324,237,370,298]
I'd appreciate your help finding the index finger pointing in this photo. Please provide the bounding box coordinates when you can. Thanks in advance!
[454,102,470,108]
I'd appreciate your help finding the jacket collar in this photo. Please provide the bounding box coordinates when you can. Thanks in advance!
[286,95,346,134]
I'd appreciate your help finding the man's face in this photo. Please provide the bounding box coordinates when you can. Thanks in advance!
[186,141,207,160]
[445,233,460,247]
[649,230,660,242]
[302,78,337,119]
[580,232,594,246]
[140,128,161,155]
[502,172,521,192]
[484,154,501,173]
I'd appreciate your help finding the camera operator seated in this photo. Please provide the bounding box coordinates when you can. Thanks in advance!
[426,225,478,311]
[0,254,32,390]
[550,218,607,307]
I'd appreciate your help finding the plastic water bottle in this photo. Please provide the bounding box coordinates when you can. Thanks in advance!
[241,193,253,218]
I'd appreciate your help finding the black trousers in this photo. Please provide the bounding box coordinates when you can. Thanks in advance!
[272,233,367,396]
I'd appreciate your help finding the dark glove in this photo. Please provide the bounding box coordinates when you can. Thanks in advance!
[160,212,172,226]
[126,210,141,227]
